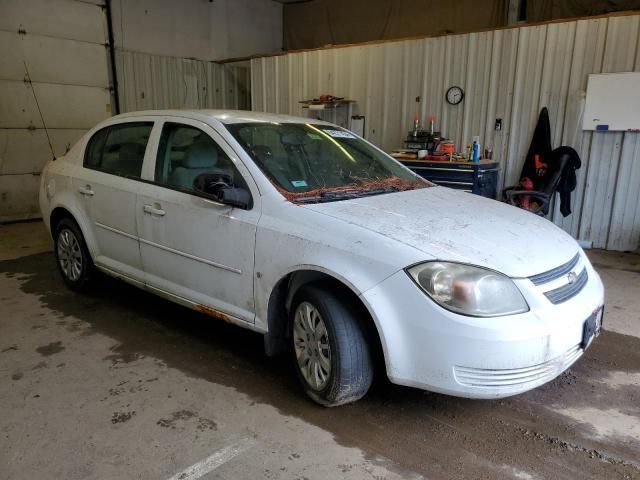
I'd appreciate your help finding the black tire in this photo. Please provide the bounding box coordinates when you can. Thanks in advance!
[53,217,94,291]
[289,284,373,407]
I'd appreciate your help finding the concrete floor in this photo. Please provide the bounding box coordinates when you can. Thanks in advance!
[1,221,639,480]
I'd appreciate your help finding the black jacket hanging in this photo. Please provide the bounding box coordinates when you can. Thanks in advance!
[555,146,582,217]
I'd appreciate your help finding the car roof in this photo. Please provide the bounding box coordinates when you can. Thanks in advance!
[112,109,334,126]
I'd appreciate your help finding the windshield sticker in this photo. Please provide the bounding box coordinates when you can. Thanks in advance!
[291,180,308,188]
[306,133,322,140]
[323,129,356,139]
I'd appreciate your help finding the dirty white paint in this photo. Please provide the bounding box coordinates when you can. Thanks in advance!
[0,0,111,222]
[165,437,256,480]
[555,407,640,442]
[40,109,605,400]
[251,14,640,251]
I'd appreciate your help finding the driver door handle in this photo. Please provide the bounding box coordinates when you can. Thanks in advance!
[78,185,94,197]
[143,204,165,217]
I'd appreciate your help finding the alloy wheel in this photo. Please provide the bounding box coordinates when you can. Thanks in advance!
[57,228,83,282]
[293,301,332,391]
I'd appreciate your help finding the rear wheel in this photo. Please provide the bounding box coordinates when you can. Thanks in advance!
[53,218,93,291]
[290,284,373,406]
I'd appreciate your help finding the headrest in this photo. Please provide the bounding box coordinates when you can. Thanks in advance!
[184,141,217,169]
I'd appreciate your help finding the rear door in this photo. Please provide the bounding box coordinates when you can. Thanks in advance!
[72,120,155,281]
[135,118,260,324]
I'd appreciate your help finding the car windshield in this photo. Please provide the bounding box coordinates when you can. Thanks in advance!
[226,122,430,203]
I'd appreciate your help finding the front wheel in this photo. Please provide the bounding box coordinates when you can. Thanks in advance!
[290,285,373,406]
[53,218,93,291]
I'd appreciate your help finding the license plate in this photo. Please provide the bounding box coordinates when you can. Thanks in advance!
[581,307,603,349]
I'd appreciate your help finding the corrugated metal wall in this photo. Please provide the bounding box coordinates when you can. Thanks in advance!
[116,50,250,113]
[251,14,640,251]
[0,0,112,222]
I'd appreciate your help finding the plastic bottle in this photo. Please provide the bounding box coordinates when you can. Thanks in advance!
[472,136,480,162]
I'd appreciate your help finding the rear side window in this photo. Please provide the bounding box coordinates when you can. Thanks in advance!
[84,122,153,178]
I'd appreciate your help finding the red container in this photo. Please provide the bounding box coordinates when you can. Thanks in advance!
[440,142,455,155]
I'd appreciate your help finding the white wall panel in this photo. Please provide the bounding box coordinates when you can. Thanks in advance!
[116,49,250,113]
[504,25,547,187]
[487,28,519,192]
[252,14,640,251]
[551,18,608,239]
[461,31,494,158]
[578,15,640,249]
[0,129,87,175]
[0,31,109,87]
[0,174,43,222]
[0,0,110,222]
[608,133,640,250]
[111,0,282,61]
[0,0,106,44]
[0,81,111,128]
[606,16,640,251]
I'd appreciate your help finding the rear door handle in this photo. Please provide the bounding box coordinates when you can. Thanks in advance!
[78,185,94,196]
[143,204,165,217]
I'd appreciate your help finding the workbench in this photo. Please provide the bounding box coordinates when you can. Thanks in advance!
[398,158,499,199]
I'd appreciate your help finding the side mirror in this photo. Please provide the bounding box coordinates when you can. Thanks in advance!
[194,172,252,209]
[218,186,252,209]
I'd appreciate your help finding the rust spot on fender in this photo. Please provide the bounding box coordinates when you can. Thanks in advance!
[197,304,231,323]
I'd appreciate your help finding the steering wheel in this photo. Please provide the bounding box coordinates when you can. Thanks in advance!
[194,172,233,199]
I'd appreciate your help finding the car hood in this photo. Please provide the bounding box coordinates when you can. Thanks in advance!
[302,186,580,278]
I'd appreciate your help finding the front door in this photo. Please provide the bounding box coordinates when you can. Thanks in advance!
[136,119,260,324]
[72,120,155,281]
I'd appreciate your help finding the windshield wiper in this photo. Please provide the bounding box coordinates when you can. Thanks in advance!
[317,185,402,201]
[320,189,361,200]
[292,184,404,204]
[291,190,359,204]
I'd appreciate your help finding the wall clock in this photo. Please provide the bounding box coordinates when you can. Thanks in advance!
[446,86,464,105]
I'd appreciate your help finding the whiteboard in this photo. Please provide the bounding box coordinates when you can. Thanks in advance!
[582,72,640,131]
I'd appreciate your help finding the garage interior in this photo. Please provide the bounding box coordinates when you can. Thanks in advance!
[1,0,640,479]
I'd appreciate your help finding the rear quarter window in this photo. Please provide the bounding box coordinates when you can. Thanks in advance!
[83,122,153,178]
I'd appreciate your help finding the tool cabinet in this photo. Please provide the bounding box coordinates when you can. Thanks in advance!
[398,159,499,199]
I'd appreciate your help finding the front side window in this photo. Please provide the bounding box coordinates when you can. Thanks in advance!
[226,122,429,203]
[154,123,249,196]
[84,122,153,178]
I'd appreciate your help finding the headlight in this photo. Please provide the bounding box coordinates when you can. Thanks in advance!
[406,262,529,317]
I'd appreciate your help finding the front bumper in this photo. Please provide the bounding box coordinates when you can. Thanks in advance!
[360,252,605,399]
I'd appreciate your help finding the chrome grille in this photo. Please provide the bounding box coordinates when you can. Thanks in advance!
[454,344,582,388]
[527,252,588,304]
[544,268,588,304]
[528,253,580,286]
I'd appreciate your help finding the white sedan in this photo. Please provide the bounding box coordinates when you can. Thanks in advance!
[39,110,604,406]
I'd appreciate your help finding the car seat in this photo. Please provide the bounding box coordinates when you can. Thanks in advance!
[169,141,218,190]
